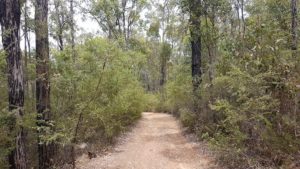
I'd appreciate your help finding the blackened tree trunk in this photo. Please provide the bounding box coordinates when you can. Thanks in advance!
[160,58,167,87]
[159,43,171,88]
[35,0,54,168]
[291,0,298,51]
[0,0,27,168]
[189,0,202,91]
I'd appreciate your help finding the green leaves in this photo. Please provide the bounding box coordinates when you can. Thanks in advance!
[51,37,147,144]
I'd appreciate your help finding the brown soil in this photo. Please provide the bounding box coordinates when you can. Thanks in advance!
[76,112,219,169]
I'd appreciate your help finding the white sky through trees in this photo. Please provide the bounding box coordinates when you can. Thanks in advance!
[0,0,168,50]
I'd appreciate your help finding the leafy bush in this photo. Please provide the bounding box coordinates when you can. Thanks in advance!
[51,38,148,144]
[179,108,196,131]
[163,42,300,168]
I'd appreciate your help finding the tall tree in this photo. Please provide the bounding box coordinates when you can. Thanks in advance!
[291,0,297,52]
[160,43,171,87]
[69,0,76,60]
[85,0,146,40]
[0,0,27,168]
[189,0,202,90]
[23,0,32,93]
[35,0,54,168]
[50,0,68,51]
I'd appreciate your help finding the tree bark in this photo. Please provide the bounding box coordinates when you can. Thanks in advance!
[54,0,64,51]
[70,0,75,61]
[122,0,127,41]
[35,0,54,168]
[241,0,246,38]
[235,0,241,37]
[160,59,167,87]
[24,0,30,94]
[0,0,27,168]
[291,0,298,51]
[160,44,169,87]
[190,0,202,90]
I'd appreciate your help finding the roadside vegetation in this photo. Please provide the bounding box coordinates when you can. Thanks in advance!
[0,0,299,168]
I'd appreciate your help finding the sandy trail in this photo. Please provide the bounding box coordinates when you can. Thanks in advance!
[77,112,218,169]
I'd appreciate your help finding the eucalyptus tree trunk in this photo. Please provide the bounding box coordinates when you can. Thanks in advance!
[122,0,127,41]
[291,0,298,52]
[70,0,75,61]
[291,0,299,135]
[241,0,245,38]
[24,0,32,95]
[0,0,27,168]
[54,0,65,51]
[160,44,169,88]
[69,1,77,167]
[189,0,202,91]
[235,0,241,37]
[160,58,167,87]
[35,0,54,168]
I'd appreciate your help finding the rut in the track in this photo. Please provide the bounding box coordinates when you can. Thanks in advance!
[77,112,218,169]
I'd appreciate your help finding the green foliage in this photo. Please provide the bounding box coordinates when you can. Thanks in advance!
[143,93,160,112]
[0,36,150,167]
[0,110,13,168]
[148,20,160,38]
[179,108,196,130]
[160,42,172,62]
[163,0,300,168]
[147,62,193,114]
[1,0,300,168]
[51,37,147,143]
[196,47,299,168]
[164,64,193,114]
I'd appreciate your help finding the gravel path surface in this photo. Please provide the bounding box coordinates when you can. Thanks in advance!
[77,112,218,169]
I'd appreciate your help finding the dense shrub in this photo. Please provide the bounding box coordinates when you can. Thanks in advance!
[51,38,147,143]
[162,50,300,168]
[0,38,149,167]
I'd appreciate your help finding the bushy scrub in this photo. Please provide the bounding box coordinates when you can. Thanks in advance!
[162,41,300,168]
[143,93,160,112]
[144,62,194,114]
[165,72,193,114]
[0,37,150,167]
[179,108,196,131]
[51,38,148,144]
[203,57,300,168]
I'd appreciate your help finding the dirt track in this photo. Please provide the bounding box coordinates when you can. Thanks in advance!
[77,112,218,169]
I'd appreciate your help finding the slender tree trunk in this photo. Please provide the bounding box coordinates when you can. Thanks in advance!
[291,0,298,136]
[24,0,30,93]
[0,0,27,168]
[70,0,75,61]
[241,0,246,38]
[204,14,213,84]
[235,0,241,37]
[160,45,167,87]
[291,0,298,52]
[35,0,54,168]
[122,0,127,41]
[69,1,77,167]
[160,61,167,87]
[58,31,64,51]
[190,0,202,91]
[54,0,64,51]
[160,1,169,87]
